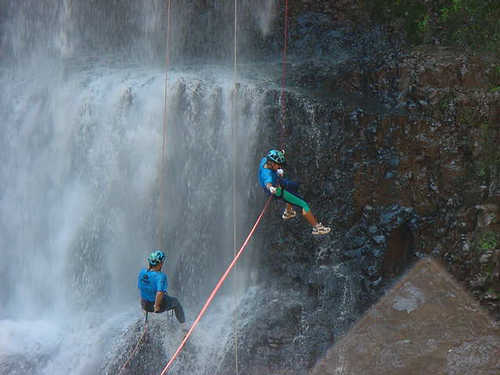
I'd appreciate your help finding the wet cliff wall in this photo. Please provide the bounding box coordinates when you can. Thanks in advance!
[271,0,500,320]
[1,1,498,374]
[217,2,500,372]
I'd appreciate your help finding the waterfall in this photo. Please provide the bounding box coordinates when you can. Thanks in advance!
[1,1,363,374]
[0,0,284,373]
[0,53,272,374]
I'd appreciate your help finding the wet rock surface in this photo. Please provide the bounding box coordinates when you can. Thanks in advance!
[215,4,499,374]
[104,319,165,375]
[102,4,499,373]
[3,1,497,374]
[310,259,500,375]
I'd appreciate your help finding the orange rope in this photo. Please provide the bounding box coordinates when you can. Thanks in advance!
[158,197,272,374]
[117,314,149,375]
[232,0,240,373]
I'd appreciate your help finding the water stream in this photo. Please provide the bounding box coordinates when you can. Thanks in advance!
[0,2,361,374]
[0,54,270,373]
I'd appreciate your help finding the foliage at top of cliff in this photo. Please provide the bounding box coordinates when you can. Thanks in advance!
[368,0,500,54]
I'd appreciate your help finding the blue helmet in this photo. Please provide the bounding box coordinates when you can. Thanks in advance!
[266,149,285,165]
[148,250,166,266]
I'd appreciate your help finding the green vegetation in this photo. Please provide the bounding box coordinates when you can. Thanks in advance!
[490,65,500,92]
[477,231,498,253]
[369,0,500,53]
[486,287,498,296]
[476,123,500,180]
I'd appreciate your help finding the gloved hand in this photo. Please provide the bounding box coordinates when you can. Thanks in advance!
[269,186,277,195]
[277,168,284,176]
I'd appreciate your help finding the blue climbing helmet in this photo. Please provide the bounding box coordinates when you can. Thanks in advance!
[148,250,166,266]
[266,149,285,165]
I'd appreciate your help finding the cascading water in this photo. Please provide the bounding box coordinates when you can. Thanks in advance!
[1,1,365,374]
[0,55,270,374]
[0,1,279,374]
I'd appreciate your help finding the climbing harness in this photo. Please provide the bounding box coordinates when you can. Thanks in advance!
[158,197,272,374]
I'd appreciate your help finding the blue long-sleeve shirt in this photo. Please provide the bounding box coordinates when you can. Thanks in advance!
[258,157,277,192]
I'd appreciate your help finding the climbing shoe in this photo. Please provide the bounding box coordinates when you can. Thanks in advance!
[282,208,297,220]
[312,223,331,235]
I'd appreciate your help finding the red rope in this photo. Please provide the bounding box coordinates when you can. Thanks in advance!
[279,0,289,152]
[158,2,290,373]
[117,318,149,375]
[159,197,272,374]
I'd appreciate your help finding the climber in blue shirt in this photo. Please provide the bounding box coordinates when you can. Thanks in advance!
[259,149,331,235]
[138,250,187,328]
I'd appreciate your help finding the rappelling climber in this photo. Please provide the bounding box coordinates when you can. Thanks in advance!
[138,250,188,330]
[259,149,331,235]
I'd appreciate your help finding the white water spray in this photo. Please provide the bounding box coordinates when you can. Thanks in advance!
[0,57,268,374]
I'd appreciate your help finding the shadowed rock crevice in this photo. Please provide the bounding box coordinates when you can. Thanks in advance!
[383,223,414,278]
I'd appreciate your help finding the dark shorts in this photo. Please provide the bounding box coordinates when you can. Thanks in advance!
[141,295,185,323]
[262,177,299,196]
[262,177,307,210]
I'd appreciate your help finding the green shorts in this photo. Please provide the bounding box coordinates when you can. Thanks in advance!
[276,187,310,212]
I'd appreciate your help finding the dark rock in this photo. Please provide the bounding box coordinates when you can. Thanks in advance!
[382,223,414,278]
[373,235,386,244]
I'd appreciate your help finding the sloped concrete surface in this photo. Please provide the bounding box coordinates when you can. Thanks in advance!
[310,258,500,375]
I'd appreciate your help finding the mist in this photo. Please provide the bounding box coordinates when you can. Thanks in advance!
[0,1,279,374]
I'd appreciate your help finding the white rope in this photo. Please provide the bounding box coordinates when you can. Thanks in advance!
[158,0,172,250]
[233,0,238,82]
[232,0,239,374]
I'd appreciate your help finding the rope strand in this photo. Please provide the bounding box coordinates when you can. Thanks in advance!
[158,0,172,250]
[232,1,240,373]
[159,197,272,374]
[118,0,173,371]
[117,313,149,375]
[279,0,289,152]
[126,1,291,373]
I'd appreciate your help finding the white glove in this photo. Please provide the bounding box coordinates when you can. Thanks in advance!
[269,186,277,195]
[277,168,284,177]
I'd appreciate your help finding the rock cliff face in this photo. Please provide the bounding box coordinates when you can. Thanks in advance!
[342,46,500,317]
[94,1,497,373]
[294,0,500,318]
[1,1,497,374]
[218,2,500,373]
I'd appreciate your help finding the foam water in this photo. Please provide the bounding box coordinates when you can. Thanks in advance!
[0,1,279,373]
[0,56,268,374]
